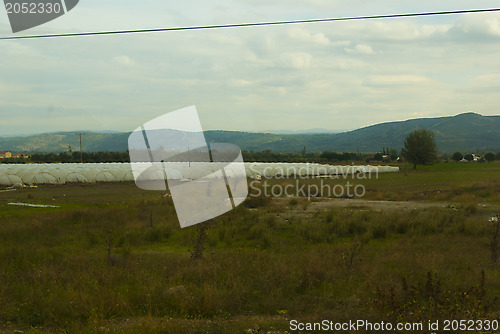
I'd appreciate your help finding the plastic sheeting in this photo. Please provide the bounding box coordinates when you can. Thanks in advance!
[0,163,399,186]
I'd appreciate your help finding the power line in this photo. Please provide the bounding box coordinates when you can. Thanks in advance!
[1,8,499,40]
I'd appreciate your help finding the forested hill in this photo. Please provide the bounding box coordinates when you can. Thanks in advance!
[1,113,499,153]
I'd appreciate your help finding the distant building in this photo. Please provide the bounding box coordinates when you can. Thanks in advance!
[0,151,12,159]
[460,154,483,163]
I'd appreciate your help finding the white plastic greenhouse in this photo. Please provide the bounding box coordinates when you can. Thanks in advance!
[0,163,399,186]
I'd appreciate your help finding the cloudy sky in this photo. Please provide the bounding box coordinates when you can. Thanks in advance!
[1,0,500,135]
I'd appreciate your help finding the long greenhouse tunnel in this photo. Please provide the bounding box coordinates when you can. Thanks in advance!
[0,163,399,186]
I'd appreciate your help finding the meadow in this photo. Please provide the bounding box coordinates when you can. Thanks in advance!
[0,162,500,333]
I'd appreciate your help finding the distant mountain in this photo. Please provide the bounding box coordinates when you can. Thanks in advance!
[210,113,500,153]
[262,128,341,134]
[1,113,499,153]
[0,130,121,138]
[332,112,500,153]
[0,132,130,153]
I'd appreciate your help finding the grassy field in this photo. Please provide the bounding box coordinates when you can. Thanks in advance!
[1,162,500,333]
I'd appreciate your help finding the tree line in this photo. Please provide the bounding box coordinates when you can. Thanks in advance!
[1,129,498,167]
[1,150,389,164]
[1,151,130,164]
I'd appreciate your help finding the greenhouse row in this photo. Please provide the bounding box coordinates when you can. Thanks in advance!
[0,163,399,186]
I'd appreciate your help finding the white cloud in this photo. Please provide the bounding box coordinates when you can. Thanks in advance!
[280,52,312,70]
[356,21,451,41]
[229,79,253,87]
[345,44,374,54]
[451,14,500,38]
[2,0,500,135]
[364,75,431,86]
[113,55,135,66]
[289,28,331,45]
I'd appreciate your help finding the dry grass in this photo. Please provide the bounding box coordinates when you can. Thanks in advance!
[0,163,499,332]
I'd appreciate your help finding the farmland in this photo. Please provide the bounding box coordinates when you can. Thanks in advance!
[0,162,500,333]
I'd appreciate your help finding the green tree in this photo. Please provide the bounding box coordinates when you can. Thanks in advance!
[373,153,384,161]
[485,152,496,163]
[452,152,463,162]
[389,149,398,161]
[464,153,474,162]
[401,129,438,169]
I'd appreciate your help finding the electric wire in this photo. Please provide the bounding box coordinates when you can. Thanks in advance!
[0,8,499,40]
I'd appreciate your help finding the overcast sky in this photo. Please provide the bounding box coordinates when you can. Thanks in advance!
[1,1,500,135]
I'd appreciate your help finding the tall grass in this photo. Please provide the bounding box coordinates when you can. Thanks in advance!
[0,163,499,332]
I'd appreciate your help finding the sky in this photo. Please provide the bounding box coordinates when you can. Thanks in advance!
[1,0,500,135]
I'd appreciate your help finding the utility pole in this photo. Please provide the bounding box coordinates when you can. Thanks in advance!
[75,133,85,163]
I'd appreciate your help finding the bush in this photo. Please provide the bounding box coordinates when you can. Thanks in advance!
[244,196,271,208]
[371,224,388,239]
[347,219,367,235]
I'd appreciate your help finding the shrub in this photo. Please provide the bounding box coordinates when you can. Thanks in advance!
[347,219,366,235]
[244,196,271,208]
[371,224,388,239]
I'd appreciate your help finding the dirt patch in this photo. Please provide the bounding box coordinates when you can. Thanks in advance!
[273,197,499,213]
[310,198,450,211]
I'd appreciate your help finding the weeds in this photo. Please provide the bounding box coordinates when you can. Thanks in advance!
[374,271,496,322]
[1,163,500,332]
[342,238,364,271]
[462,203,478,216]
[490,215,500,264]
[106,229,113,264]
[190,222,210,261]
